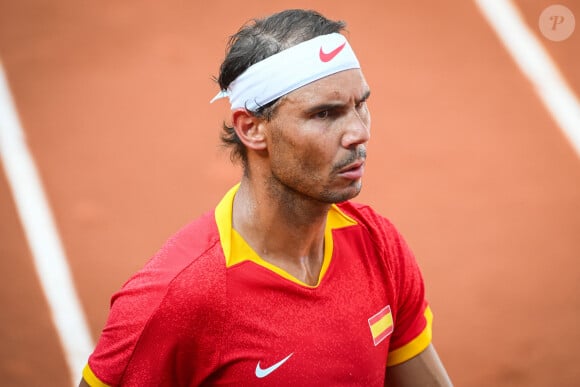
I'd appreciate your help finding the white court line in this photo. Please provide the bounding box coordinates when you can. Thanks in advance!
[0,62,93,386]
[475,0,580,158]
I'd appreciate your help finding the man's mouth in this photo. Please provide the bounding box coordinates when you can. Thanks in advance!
[337,160,365,180]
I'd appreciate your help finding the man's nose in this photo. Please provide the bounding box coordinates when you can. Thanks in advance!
[341,109,370,148]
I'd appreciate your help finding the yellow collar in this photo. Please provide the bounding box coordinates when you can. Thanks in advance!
[215,184,357,287]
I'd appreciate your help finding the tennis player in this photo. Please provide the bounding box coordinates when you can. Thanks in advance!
[80,8,452,386]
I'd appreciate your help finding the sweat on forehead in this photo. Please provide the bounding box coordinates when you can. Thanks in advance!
[210,33,361,111]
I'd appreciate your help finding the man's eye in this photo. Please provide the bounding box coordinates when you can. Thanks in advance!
[315,110,330,119]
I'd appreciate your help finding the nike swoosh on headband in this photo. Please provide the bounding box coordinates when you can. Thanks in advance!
[319,42,346,62]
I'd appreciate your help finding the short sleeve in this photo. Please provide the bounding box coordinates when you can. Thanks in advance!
[385,225,433,366]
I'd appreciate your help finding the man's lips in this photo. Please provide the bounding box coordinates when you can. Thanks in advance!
[338,160,365,180]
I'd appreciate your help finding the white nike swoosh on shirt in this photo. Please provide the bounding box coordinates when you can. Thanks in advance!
[255,353,294,378]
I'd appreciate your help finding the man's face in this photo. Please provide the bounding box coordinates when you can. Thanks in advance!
[263,69,371,204]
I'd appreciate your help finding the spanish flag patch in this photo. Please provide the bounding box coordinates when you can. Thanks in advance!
[368,305,394,346]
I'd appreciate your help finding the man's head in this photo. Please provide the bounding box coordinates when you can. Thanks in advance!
[213,9,370,204]
[215,9,348,166]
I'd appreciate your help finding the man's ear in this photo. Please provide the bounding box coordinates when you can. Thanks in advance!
[231,109,267,151]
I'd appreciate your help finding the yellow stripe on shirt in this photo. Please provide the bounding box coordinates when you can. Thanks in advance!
[82,364,111,387]
[387,306,433,366]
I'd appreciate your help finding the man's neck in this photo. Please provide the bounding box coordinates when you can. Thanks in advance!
[232,178,331,286]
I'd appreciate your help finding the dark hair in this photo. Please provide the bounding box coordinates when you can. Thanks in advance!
[216,9,347,167]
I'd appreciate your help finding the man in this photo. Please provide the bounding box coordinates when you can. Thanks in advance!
[80,9,452,386]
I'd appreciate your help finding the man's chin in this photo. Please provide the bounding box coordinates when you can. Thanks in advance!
[321,181,363,204]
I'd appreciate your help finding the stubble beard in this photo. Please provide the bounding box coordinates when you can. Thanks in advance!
[267,168,363,211]
[320,179,363,203]
[267,146,367,207]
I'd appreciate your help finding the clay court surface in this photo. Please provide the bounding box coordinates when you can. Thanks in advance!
[1,1,579,386]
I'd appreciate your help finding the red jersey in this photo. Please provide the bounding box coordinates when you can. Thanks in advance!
[83,184,432,386]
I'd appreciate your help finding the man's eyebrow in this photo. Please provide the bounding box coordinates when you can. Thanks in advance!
[359,90,371,103]
[304,102,346,115]
[305,90,372,115]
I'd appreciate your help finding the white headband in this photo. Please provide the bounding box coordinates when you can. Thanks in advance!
[210,33,360,111]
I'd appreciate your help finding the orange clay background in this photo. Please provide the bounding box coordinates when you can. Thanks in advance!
[1,1,579,386]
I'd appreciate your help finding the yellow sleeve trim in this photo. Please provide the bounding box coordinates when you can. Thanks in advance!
[387,306,433,366]
[82,364,111,387]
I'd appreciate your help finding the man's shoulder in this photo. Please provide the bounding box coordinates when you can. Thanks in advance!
[168,209,223,262]
[335,200,407,255]
[149,209,222,267]
[336,200,397,232]
[86,210,227,385]
[114,209,226,303]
